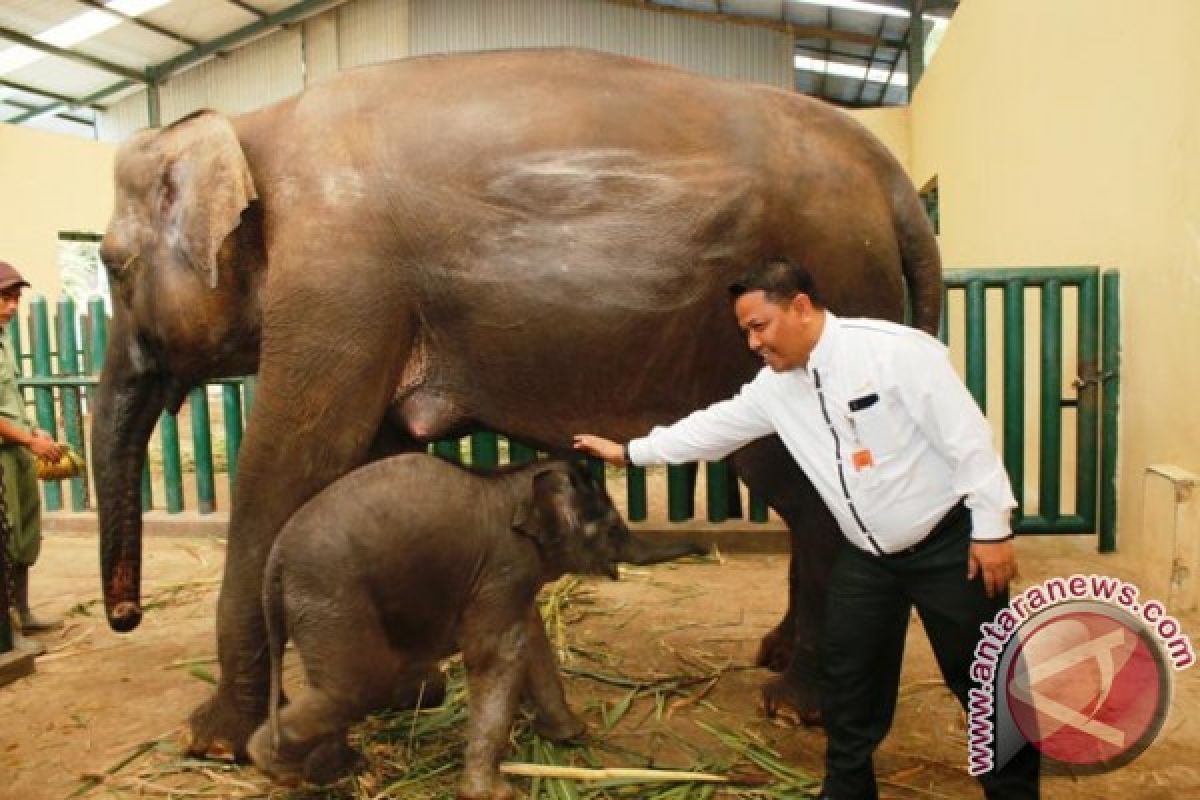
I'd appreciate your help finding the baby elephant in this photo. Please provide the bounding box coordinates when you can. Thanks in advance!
[247,453,707,798]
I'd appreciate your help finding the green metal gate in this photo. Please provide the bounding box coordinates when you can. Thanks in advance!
[941,267,1120,550]
[13,267,1120,549]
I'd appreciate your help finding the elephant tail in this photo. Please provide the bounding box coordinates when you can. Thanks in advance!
[891,178,943,335]
[262,545,288,754]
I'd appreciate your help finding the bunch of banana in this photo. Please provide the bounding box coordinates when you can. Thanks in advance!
[35,443,86,481]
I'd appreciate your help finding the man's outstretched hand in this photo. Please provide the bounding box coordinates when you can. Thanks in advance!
[572,434,626,466]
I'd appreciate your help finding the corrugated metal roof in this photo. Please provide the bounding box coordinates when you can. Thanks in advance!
[0,0,956,139]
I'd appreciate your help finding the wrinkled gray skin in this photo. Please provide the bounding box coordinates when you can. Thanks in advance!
[247,455,703,798]
[93,48,941,756]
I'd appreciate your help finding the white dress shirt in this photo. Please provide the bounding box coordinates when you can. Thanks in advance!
[627,312,1016,556]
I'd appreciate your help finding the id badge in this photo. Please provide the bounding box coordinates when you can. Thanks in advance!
[852,447,874,471]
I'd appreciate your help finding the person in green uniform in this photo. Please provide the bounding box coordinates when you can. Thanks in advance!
[0,260,63,652]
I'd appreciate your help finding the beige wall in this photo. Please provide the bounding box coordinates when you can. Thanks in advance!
[906,0,1200,552]
[0,124,116,301]
[849,106,912,180]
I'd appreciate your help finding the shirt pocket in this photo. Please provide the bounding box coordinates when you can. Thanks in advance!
[848,392,902,463]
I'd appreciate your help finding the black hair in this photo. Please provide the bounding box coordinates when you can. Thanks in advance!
[728,259,825,308]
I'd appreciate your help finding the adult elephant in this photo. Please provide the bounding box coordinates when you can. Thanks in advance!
[93,48,941,758]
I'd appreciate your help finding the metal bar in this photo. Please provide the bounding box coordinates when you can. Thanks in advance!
[508,438,536,465]
[222,383,243,498]
[1075,273,1100,531]
[706,461,729,523]
[943,267,1101,286]
[56,298,87,511]
[964,279,986,411]
[1014,515,1092,534]
[1002,278,1025,514]
[432,439,461,464]
[160,413,184,512]
[938,284,949,345]
[147,0,344,82]
[189,387,216,513]
[612,0,903,48]
[228,0,268,18]
[876,16,911,105]
[28,299,61,511]
[0,96,94,126]
[9,78,136,124]
[15,376,96,388]
[626,465,647,522]
[1038,280,1063,521]
[1099,271,1121,553]
[141,460,152,512]
[0,25,147,83]
[749,488,769,523]
[667,464,695,522]
[907,0,925,100]
[77,0,201,48]
[87,298,108,407]
[470,432,499,469]
[854,16,891,106]
[587,458,606,487]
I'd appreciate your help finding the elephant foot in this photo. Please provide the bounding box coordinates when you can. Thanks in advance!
[185,691,264,761]
[755,619,794,673]
[533,710,587,743]
[760,676,823,728]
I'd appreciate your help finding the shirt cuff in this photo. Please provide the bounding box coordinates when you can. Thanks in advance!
[969,510,1013,541]
[626,437,649,467]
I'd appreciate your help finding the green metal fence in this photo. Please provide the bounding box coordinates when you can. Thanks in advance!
[941,267,1120,549]
[11,268,1120,542]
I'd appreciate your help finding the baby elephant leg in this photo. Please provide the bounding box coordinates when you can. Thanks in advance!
[523,605,586,742]
[457,618,530,800]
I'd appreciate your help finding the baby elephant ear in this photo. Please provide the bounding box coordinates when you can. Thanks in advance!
[157,111,257,289]
[512,467,577,546]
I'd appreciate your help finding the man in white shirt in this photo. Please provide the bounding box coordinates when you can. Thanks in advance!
[574,259,1039,799]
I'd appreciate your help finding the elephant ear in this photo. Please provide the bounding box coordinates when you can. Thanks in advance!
[512,467,579,548]
[158,111,257,289]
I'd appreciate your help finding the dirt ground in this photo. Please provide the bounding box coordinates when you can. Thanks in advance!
[2,529,1198,800]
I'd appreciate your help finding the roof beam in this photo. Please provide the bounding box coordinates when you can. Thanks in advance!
[147,0,345,82]
[226,1,268,19]
[0,24,147,83]
[606,0,904,49]
[11,0,347,124]
[0,76,103,109]
[2,96,93,126]
[75,0,201,49]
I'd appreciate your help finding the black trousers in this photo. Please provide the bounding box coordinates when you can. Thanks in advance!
[819,506,1040,800]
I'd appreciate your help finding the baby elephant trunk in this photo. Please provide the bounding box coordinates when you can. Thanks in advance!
[615,530,709,566]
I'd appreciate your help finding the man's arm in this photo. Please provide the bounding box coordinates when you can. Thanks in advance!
[575,381,774,467]
[896,336,1018,596]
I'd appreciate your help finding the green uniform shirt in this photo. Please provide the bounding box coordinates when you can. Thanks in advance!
[0,330,40,566]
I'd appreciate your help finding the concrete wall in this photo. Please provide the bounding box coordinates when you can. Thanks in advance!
[906,0,1200,563]
[0,124,115,300]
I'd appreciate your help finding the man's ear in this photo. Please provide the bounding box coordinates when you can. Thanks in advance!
[788,292,813,315]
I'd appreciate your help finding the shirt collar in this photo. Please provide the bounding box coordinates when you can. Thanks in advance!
[805,310,840,374]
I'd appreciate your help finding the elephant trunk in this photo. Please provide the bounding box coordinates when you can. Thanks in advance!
[92,338,167,633]
[615,529,709,566]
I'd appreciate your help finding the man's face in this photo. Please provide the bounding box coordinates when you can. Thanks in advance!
[0,288,21,327]
[734,289,819,372]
